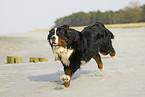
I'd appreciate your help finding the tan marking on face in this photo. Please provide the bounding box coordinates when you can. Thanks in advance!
[57,31,59,33]
[65,37,67,39]
[52,30,54,33]
[58,38,67,46]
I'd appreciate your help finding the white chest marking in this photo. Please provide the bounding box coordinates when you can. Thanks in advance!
[53,46,74,66]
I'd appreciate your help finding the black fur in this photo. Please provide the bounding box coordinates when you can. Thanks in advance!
[65,22,115,73]
[47,22,116,87]
[80,22,115,61]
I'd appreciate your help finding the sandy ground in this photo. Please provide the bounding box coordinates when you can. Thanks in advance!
[0,27,145,97]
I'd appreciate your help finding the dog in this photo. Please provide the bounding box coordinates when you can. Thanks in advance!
[47,22,116,87]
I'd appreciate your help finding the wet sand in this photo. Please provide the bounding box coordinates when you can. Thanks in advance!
[0,27,145,97]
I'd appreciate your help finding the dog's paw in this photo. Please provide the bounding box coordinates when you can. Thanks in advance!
[100,68,103,71]
[112,56,117,60]
[60,75,70,82]
[81,61,86,65]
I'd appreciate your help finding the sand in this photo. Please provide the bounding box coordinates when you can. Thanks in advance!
[0,27,145,97]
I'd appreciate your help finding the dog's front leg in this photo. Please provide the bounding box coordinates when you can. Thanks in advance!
[61,68,73,87]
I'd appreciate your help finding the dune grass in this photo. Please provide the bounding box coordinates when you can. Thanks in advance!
[105,22,145,28]
[26,22,145,33]
[72,22,145,30]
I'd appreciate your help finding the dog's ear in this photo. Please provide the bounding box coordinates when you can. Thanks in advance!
[62,25,69,30]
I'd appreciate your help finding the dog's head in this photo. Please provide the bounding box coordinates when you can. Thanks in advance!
[47,25,80,48]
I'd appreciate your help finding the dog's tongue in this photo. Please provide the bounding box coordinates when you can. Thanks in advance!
[52,41,63,46]
[52,42,56,45]
[53,43,57,46]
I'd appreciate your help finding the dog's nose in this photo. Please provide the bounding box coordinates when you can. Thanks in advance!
[51,36,56,42]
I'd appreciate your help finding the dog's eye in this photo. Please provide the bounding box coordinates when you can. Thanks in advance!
[57,31,60,36]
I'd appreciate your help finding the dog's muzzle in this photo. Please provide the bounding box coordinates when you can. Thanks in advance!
[50,35,59,46]
[51,36,56,43]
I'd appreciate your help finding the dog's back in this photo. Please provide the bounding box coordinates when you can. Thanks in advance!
[81,22,115,61]
[82,22,114,39]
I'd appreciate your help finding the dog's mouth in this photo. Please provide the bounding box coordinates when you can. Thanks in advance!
[52,41,63,47]
[52,42,57,46]
[48,37,66,47]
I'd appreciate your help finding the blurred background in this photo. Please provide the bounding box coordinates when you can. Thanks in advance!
[0,0,145,34]
[0,1,145,96]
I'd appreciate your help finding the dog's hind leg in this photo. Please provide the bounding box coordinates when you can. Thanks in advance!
[93,53,103,71]
[110,47,116,60]
[100,40,116,60]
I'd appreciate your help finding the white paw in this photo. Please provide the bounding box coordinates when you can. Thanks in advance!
[81,61,86,65]
[112,56,117,60]
[60,75,70,82]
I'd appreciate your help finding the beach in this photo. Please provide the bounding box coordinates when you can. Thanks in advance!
[0,27,145,97]
[0,32,53,64]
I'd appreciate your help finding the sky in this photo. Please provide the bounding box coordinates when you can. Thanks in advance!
[0,0,145,34]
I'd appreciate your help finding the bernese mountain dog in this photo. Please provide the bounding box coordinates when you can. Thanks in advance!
[47,22,116,87]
